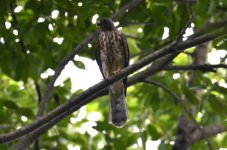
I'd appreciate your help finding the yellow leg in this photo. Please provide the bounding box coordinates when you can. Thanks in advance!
[112,69,121,76]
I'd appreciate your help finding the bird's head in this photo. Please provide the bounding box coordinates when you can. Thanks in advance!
[97,18,116,31]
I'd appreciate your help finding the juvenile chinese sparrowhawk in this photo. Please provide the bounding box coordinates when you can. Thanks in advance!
[96,18,129,128]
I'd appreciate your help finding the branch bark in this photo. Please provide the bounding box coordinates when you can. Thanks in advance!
[173,115,227,150]
[191,125,227,143]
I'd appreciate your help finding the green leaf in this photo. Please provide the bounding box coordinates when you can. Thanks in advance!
[141,130,147,147]
[173,53,191,65]
[0,100,19,110]
[147,124,163,140]
[126,133,138,146]
[0,112,10,123]
[73,60,85,69]
[182,86,199,105]
[93,121,114,131]
[209,96,227,114]
[211,83,227,95]
[158,140,166,150]
[19,108,34,118]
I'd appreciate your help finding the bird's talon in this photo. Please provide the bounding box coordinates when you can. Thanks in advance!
[113,70,121,76]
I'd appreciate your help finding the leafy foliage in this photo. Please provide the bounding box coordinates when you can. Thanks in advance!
[0,0,227,149]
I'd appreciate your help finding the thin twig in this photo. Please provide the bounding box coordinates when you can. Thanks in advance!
[143,79,180,102]
[191,125,227,143]
[125,34,141,40]
[164,64,227,72]
[34,83,41,150]
[35,83,42,104]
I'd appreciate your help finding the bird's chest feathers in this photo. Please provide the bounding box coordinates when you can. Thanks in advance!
[99,31,124,63]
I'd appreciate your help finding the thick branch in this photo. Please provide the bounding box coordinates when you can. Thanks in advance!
[189,19,227,39]
[173,114,227,150]
[191,125,227,143]
[1,22,226,145]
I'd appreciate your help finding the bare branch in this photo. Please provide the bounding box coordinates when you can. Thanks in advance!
[164,64,227,72]
[143,80,180,102]
[111,0,144,20]
[34,83,41,149]
[173,114,227,150]
[191,125,227,143]
[125,34,141,40]
[189,19,227,39]
[34,83,41,104]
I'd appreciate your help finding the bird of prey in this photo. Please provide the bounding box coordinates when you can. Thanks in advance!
[96,18,129,128]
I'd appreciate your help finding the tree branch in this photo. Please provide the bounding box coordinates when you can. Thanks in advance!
[164,64,227,72]
[191,125,227,143]
[34,83,41,150]
[35,83,41,104]
[125,34,141,40]
[189,19,227,39]
[173,114,227,150]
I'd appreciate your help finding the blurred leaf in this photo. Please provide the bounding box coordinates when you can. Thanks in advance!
[173,53,191,65]
[209,96,227,115]
[19,108,34,118]
[158,140,166,150]
[0,99,19,110]
[141,130,147,149]
[147,124,163,140]
[73,60,85,70]
[182,86,199,105]
[93,121,114,131]
[211,83,227,95]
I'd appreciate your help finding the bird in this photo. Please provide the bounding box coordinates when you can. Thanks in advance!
[95,18,129,128]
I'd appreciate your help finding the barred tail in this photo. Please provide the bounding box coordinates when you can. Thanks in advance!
[108,81,128,128]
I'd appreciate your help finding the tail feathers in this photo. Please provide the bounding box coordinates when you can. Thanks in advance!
[108,82,128,128]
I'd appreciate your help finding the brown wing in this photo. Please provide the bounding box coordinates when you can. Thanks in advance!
[121,33,129,68]
[119,32,130,95]
[95,36,105,78]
